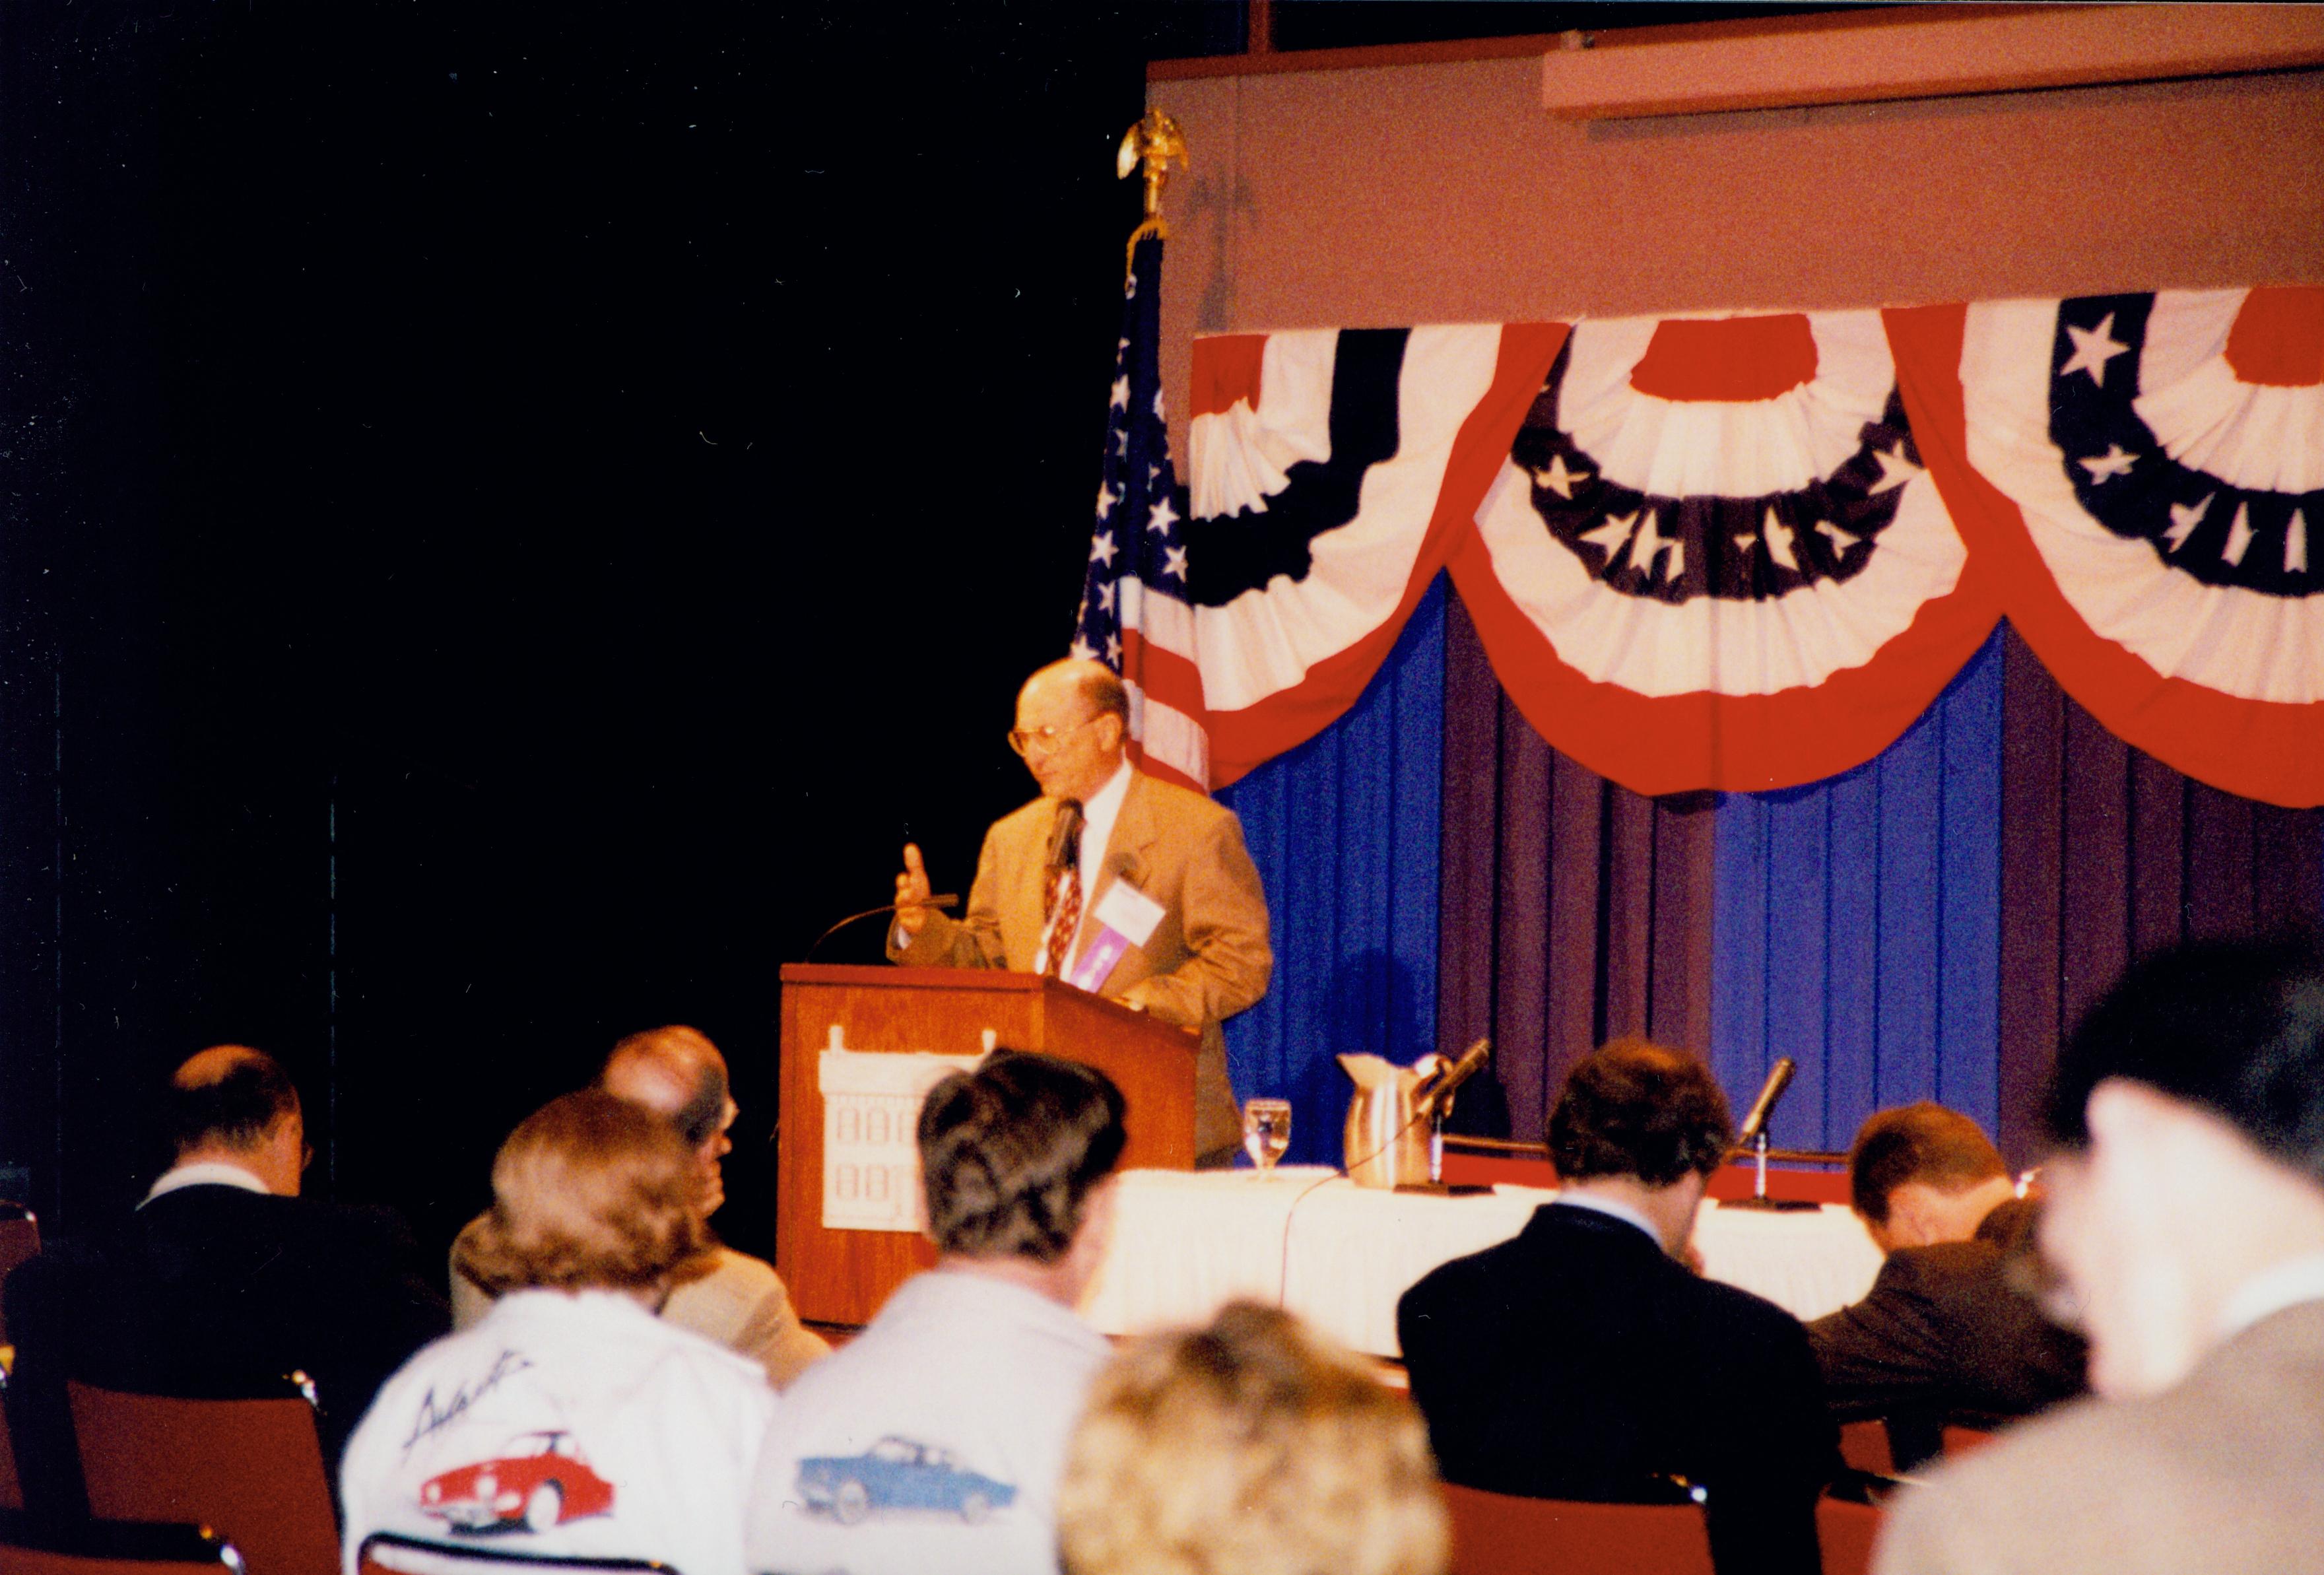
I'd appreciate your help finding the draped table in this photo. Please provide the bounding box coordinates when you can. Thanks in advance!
[1080,1168,1884,1358]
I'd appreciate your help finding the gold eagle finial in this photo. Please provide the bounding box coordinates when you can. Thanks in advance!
[1118,108,1189,267]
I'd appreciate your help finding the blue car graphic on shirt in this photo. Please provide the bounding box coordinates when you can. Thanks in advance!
[795,1436,1018,1525]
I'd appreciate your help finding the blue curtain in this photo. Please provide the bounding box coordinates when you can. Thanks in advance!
[1709,628,2007,1152]
[1217,578,1445,1166]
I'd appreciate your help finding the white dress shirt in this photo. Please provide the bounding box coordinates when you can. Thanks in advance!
[143,1159,271,1205]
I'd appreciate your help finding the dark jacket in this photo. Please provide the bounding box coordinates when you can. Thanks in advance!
[4,1181,448,1484]
[1807,1195,2086,1469]
[1397,1201,1839,1575]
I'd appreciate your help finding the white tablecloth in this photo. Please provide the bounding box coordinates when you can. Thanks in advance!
[1080,1168,1884,1358]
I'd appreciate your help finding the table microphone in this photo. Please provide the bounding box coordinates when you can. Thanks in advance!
[805,894,960,960]
[1721,1057,1818,1211]
[1733,1057,1797,1151]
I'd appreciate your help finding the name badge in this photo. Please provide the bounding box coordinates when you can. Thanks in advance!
[1066,881,1165,993]
[1091,880,1165,946]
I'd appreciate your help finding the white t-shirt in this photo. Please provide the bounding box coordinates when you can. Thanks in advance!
[340,1289,777,1575]
[746,1269,1112,1575]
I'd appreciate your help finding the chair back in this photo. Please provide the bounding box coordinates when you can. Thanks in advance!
[0,1206,39,1350]
[1836,1419,1894,1477]
[1442,1482,1715,1575]
[357,1531,674,1574]
[0,1370,22,1512]
[0,1513,239,1575]
[67,1382,337,1575]
[1816,1494,1883,1575]
[1940,1424,1997,1458]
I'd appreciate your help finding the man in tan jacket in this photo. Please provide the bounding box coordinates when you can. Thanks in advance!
[1875,937,2324,1575]
[451,1025,829,1388]
[890,659,1272,1163]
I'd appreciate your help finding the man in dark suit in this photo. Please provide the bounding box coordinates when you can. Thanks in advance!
[1809,1104,2086,1469]
[1397,1038,1838,1575]
[5,1045,446,1482]
[1878,939,2324,1574]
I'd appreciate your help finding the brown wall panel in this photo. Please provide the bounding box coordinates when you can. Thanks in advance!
[1151,57,2323,460]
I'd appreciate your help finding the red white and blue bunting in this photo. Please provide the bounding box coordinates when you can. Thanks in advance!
[1167,286,2324,807]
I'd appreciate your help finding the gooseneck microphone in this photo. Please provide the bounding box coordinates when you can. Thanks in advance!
[1720,1056,1819,1211]
[1046,799,1086,871]
[1733,1056,1798,1151]
[805,894,960,960]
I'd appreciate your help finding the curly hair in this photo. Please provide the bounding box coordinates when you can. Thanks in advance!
[1059,1300,1447,1575]
[1548,1037,1734,1187]
[455,1089,709,1294]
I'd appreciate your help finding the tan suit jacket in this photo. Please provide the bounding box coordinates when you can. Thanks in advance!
[1873,1300,2324,1575]
[449,1223,830,1390]
[889,769,1272,1156]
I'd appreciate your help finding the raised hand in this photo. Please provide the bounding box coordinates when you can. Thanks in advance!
[894,842,934,935]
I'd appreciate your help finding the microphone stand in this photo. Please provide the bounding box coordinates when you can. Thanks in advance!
[1719,1128,1823,1212]
[1719,1056,1821,1211]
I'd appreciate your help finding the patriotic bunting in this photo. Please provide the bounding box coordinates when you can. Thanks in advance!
[1453,310,2001,793]
[1941,288,2324,805]
[1124,283,2324,807]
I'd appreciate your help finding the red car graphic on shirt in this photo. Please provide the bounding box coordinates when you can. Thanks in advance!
[418,1430,616,1533]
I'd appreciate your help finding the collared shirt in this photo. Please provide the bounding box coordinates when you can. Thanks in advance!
[143,1159,271,1206]
[1072,759,1132,898]
[2217,1249,2324,1342]
[1554,1188,1665,1248]
[1034,759,1133,974]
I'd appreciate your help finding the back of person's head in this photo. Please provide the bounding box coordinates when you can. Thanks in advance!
[2045,935,2324,1180]
[1848,1102,2009,1226]
[455,1089,708,1296]
[1057,1300,1448,1575]
[600,1024,731,1147]
[918,1050,1127,1263]
[1548,1037,1733,1187]
[166,1044,300,1156]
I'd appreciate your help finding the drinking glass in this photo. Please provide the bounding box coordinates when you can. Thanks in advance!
[1242,1098,1292,1174]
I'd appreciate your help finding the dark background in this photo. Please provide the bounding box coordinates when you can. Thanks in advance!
[0,0,1820,1265]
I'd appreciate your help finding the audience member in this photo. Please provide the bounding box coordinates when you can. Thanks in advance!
[1809,1104,2086,1468]
[341,1090,775,1572]
[450,1024,828,1388]
[3,1046,446,1484]
[746,1050,1127,1575]
[1057,1300,1448,1575]
[1398,1037,1837,1575]
[1876,937,2324,1574]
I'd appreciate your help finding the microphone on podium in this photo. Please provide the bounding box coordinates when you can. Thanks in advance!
[806,894,960,960]
[1719,1057,1819,1211]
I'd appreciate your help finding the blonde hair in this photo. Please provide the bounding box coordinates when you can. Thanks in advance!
[1058,1302,1449,1575]
[455,1090,708,1294]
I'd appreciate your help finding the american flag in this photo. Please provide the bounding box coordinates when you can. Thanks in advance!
[1073,234,1209,791]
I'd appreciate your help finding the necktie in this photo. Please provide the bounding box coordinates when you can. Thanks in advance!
[1042,800,1085,977]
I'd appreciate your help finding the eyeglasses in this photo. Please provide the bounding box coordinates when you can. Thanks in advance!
[1007,716,1102,758]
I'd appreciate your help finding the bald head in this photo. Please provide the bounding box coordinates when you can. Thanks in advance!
[1021,659,1129,725]
[599,1026,737,1216]
[166,1044,305,1196]
[1014,659,1129,803]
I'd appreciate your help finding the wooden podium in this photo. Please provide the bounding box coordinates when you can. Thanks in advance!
[776,963,1202,1327]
